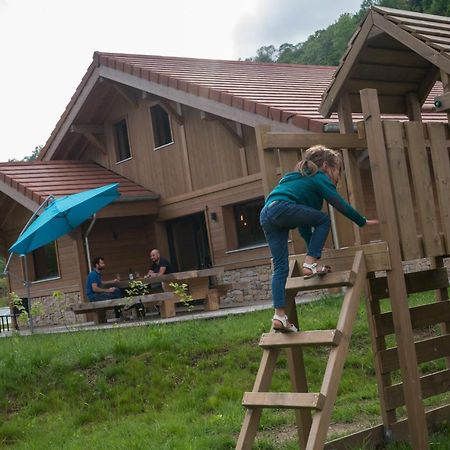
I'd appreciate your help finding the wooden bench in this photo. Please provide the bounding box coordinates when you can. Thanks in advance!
[71,292,177,324]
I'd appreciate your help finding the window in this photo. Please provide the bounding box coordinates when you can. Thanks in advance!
[113,118,131,162]
[31,242,60,281]
[150,104,173,149]
[233,198,266,248]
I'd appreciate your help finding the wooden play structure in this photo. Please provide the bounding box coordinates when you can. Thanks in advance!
[237,7,450,450]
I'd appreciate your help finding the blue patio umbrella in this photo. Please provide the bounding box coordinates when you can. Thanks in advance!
[9,183,120,255]
[6,183,121,331]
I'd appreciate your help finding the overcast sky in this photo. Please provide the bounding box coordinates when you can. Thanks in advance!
[0,0,362,162]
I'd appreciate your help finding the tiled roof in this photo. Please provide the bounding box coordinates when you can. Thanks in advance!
[376,6,450,54]
[96,52,336,130]
[0,160,159,205]
[95,52,445,128]
[41,50,446,160]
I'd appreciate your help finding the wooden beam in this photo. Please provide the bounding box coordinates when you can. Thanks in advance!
[176,102,193,192]
[112,83,138,108]
[70,124,104,134]
[319,12,374,117]
[338,94,367,245]
[259,330,342,348]
[263,132,366,149]
[256,125,277,197]
[83,132,107,155]
[374,300,450,337]
[242,392,325,410]
[236,349,280,449]
[382,121,421,260]
[369,268,449,301]
[201,112,245,147]
[360,88,429,450]
[159,99,184,125]
[289,241,391,273]
[236,123,249,177]
[404,121,443,256]
[0,180,39,213]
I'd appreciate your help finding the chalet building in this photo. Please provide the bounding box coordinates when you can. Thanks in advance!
[0,7,447,325]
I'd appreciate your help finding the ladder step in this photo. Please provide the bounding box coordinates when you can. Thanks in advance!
[285,270,356,292]
[242,392,325,410]
[259,329,342,348]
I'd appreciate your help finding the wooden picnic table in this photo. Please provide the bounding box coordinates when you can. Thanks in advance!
[118,267,226,311]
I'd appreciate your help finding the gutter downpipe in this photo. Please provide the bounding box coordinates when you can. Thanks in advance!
[84,214,97,272]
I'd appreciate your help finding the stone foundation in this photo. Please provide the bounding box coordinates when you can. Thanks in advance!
[31,291,84,327]
[219,257,450,307]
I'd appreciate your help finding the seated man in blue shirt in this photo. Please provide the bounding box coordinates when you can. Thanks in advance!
[86,256,122,318]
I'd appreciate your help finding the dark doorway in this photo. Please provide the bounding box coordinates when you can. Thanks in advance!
[166,212,212,271]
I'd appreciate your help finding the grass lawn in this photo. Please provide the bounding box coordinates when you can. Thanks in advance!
[0,293,449,449]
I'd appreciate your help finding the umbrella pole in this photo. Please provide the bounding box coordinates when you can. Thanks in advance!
[23,256,34,333]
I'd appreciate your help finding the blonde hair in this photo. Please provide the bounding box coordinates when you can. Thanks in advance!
[295,145,342,176]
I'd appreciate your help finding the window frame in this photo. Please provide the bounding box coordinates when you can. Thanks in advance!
[113,116,133,164]
[223,197,266,251]
[22,241,61,284]
[149,104,174,150]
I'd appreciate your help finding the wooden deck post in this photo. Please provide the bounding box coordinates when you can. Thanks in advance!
[360,88,429,450]
[337,95,368,246]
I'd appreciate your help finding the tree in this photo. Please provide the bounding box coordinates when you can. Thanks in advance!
[8,145,42,163]
[247,45,278,63]
[23,145,42,162]
[246,0,450,67]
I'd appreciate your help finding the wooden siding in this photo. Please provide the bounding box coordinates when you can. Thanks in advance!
[80,95,256,198]
[6,232,82,299]
[86,215,157,281]
[158,177,270,267]
[182,107,243,189]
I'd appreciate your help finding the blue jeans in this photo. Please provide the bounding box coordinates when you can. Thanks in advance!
[88,289,123,318]
[88,289,122,302]
[260,201,331,308]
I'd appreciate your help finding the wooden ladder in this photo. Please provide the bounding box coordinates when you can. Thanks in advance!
[236,250,368,450]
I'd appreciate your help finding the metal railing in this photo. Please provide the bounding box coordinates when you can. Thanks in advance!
[0,314,16,333]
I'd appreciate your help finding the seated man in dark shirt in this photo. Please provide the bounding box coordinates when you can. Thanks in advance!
[145,249,173,277]
[145,249,173,290]
[86,256,123,318]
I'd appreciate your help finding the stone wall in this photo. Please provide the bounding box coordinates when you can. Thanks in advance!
[219,257,450,307]
[32,291,84,327]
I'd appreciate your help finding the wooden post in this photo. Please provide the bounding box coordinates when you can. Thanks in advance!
[432,72,450,368]
[337,95,368,245]
[255,125,276,197]
[365,272,398,428]
[285,290,312,447]
[360,88,429,450]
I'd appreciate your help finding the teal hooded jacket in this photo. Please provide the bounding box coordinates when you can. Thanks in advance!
[265,170,366,244]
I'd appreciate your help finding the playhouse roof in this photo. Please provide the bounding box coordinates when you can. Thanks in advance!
[320,6,450,117]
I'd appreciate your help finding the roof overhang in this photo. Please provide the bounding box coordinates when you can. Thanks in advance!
[40,59,304,161]
[0,179,40,212]
[320,7,450,117]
